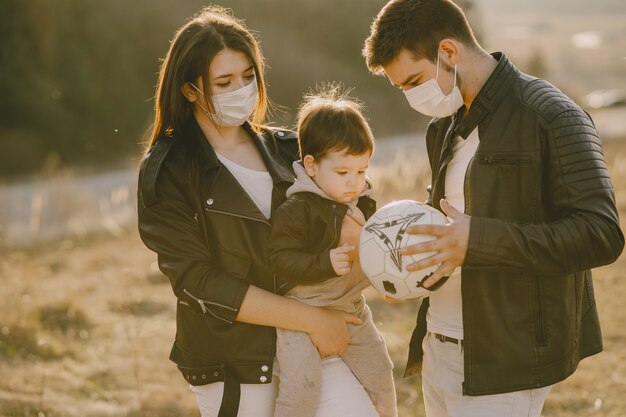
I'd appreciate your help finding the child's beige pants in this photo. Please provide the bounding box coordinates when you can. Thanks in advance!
[274,304,397,417]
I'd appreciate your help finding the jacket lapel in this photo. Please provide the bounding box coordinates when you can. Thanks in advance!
[205,167,269,222]
[191,121,295,223]
[245,124,295,185]
[244,124,295,213]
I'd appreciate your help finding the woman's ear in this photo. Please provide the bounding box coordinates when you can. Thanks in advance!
[180,83,196,102]
[303,155,317,177]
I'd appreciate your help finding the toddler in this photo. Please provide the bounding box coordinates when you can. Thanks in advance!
[269,86,397,417]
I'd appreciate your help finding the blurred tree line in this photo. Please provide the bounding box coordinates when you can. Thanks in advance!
[0,0,476,179]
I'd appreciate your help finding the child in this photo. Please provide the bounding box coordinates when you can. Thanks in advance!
[269,86,397,417]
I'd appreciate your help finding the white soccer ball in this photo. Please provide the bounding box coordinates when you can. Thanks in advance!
[359,200,447,300]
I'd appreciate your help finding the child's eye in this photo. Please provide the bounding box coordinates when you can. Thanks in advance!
[244,73,256,81]
[216,81,230,88]
[337,171,348,175]
[358,171,366,175]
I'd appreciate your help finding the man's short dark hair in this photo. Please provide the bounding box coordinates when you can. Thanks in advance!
[363,0,479,74]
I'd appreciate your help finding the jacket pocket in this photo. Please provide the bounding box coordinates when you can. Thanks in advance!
[472,151,540,221]
[478,154,532,165]
[218,245,252,281]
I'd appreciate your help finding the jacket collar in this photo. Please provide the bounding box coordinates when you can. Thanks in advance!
[184,118,295,222]
[247,124,295,186]
[186,118,294,186]
[454,52,520,139]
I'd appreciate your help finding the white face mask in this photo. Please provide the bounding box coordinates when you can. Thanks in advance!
[403,55,463,118]
[191,79,258,126]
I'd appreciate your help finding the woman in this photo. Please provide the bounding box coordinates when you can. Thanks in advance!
[137,6,381,417]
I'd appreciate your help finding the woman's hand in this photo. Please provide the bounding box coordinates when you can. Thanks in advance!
[339,215,363,261]
[307,308,362,357]
[236,287,361,357]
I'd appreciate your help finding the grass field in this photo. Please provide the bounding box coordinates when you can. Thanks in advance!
[1,139,625,417]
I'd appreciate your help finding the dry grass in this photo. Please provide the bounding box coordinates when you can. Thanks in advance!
[0,233,199,417]
[1,141,625,417]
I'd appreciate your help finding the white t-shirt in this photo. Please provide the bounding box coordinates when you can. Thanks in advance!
[426,127,479,340]
[216,153,273,219]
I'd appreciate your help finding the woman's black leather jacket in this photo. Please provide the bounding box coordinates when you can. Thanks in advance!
[137,119,298,416]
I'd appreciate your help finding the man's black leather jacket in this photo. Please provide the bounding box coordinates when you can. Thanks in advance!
[137,119,298,416]
[405,53,624,395]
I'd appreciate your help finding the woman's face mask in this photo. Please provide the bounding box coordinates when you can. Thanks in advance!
[190,79,258,127]
[403,55,463,118]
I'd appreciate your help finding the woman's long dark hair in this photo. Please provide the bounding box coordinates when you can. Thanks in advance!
[147,6,268,151]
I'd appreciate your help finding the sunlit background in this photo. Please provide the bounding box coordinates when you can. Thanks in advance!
[0,1,625,416]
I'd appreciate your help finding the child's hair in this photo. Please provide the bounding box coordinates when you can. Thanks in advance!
[296,83,375,160]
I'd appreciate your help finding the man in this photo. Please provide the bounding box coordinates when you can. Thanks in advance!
[362,1,624,416]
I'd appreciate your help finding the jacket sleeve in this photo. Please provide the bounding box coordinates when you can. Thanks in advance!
[137,155,249,324]
[465,106,624,273]
[268,201,339,287]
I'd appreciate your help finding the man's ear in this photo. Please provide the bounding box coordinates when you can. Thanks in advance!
[180,83,196,102]
[438,39,461,65]
[303,155,317,177]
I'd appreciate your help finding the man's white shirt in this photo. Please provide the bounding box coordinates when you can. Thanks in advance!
[426,127,479,341]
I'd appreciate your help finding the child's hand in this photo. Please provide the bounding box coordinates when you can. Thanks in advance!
[330,244,354,275]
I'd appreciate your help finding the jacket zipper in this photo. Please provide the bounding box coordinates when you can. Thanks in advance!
[535,278,547,346]
[205,207,270,227]
[182,288,238,323]
[274,272,291,294]
[459,146,474,367]
[463,156,475,214]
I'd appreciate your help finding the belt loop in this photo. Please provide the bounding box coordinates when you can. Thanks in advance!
[217,366,240,417]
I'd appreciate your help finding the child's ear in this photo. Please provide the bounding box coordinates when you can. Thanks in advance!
[303,155,317,177]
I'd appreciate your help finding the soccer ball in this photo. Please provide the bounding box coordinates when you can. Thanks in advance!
[359,200,447,300]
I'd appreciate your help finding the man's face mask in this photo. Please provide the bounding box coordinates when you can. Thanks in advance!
[403,55,463,118]
[190,79,258,127]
